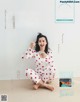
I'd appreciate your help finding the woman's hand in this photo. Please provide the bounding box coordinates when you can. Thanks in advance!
[30,42,35,49]
[39,51,47,58]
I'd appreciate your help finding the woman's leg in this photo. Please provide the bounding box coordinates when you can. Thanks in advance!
[36,80,54,91]
[25,68,54,91]
[33,79,54,91]
[25,68,41,85]
[33,82,41,90]
[39,67,55,91]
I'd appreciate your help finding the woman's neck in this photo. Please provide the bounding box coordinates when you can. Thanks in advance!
[40,47,45,52]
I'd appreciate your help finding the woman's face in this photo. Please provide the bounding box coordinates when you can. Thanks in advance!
[38,37,47,49]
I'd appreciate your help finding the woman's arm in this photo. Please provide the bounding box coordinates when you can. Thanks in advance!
[22,42,36,59]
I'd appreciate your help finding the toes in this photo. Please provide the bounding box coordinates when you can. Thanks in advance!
[33,85,39,90]
[51,87,54,91]
[33,85,37,90]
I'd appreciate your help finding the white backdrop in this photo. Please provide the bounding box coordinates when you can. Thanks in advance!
[0,0,80,80]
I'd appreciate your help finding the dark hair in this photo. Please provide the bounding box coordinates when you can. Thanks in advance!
[35,33,49,53]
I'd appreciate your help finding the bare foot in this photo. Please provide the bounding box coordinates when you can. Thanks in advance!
[43,83,54,91]
[37,80,54,91]
[33,84,40,90]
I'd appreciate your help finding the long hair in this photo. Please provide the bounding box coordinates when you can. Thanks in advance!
[35,33,49,53]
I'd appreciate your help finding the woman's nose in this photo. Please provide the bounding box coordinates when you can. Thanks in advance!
[41,42,43,44]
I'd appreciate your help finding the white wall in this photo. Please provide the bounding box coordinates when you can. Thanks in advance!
[0,0,80,80]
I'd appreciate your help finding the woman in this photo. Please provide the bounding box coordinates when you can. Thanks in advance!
[22,33,56,91]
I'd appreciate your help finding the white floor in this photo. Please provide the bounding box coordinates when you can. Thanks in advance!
[0,78,80,102]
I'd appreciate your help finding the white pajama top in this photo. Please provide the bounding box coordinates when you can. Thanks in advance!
[22,47,56,84]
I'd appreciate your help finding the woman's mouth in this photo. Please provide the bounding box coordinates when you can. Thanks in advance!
[40,45,44,47]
